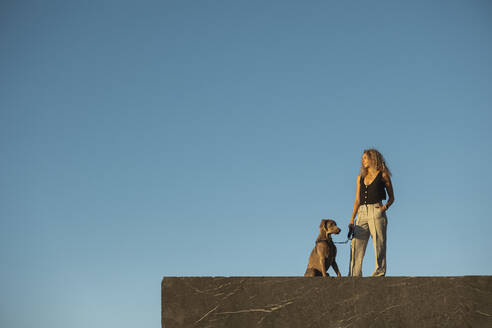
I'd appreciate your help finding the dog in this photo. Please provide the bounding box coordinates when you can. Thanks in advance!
[304,219,342,277]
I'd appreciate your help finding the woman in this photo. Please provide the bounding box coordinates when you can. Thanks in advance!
[349,149,394,277]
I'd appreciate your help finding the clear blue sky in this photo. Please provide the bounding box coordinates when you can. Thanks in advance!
[1,1,491,327]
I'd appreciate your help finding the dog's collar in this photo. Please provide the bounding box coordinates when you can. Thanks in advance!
[316,236,333,244]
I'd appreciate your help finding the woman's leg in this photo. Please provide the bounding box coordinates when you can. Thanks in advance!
[349,208,370,276]
[368,205,387,277]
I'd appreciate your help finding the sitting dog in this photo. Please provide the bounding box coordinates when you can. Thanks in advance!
[304,219,342,277]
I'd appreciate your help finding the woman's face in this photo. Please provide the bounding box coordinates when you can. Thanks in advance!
[362,153,372,168]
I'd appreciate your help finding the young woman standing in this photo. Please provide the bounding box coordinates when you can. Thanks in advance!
[349,149,395,277]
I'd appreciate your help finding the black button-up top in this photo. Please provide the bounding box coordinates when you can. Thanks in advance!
[360,171,387,205]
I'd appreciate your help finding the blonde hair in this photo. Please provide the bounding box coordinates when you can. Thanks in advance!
[360,148,392,178]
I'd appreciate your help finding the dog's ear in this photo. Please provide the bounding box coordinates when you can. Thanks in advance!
[320,219,327,230]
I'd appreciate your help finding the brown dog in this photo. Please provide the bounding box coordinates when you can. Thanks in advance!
[304,219,342,277]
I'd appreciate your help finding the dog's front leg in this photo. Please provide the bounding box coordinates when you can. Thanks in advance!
[332,260,342,277]
[316,244,329,277]
[319,257,328,277]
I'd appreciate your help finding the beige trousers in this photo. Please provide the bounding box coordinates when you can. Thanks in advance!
[349,203,387,277]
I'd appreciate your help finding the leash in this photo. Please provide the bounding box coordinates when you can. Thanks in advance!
[333,239,351,244]
[333,224,355,244]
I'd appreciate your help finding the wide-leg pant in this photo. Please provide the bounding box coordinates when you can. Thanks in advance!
[349,203,387,277]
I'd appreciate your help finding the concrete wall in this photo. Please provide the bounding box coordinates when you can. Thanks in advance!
[162,276,492,328]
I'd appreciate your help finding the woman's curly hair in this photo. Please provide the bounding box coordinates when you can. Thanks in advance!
[360,148,392,178]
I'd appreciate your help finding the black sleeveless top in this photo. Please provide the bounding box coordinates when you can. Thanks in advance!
[360,171,386,205]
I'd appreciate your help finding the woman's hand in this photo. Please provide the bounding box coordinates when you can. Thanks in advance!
[381,204,388,212]
[348,221,355,240]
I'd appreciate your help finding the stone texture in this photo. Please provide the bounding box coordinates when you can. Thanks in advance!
[162,276,492,328]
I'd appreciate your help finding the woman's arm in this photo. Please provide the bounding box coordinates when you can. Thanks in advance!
[350,175,361,225]
[382,172,394,211]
